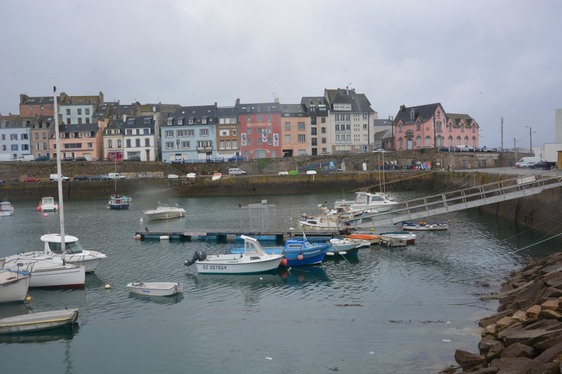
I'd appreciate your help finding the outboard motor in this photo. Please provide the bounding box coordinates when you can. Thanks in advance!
[184,249,207,267]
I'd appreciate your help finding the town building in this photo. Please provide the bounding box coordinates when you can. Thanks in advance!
[237,100,282,159]
[301,96,329,155]
[280,103,310,157]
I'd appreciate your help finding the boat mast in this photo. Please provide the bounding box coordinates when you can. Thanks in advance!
[53,86,66,263]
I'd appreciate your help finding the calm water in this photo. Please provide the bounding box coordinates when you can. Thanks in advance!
[1,191,561,373]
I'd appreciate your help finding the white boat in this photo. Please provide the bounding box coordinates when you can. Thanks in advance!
[0,308,79,334]
[326,238,367,256]
[298,217,342,231]
[401,221,449,231]
[335,191,398,213]
[39,233,107,272]
[186,172,197,179]
[380,231,416,247]
[184,235,284,274]
[0,266,30,303]
[0,201,14,216]
[36,196,58,212]
[144,202,186,221]
[2,254,85,289]
[211,172,222,181]
[126,282,183,297]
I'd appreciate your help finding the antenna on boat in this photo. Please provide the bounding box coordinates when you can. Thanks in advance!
[53,86,66,263]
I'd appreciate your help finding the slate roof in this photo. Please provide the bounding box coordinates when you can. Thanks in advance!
[280,104,306,117]
[323,88,375,114]
[171,105,217,125]
[395,103,442,125]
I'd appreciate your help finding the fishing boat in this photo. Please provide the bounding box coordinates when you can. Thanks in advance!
[0,308,79,334]
[126,282,183,297]
[184,235,284,274]
[0,200,14,216]
[401,221,449,231]
[380,232,416,247]
[143,202,186,221]
[37,196,58,212]
[229,235,330,266]
[108,194,131,210]
[345,232,381,245]
[0,267,30,303]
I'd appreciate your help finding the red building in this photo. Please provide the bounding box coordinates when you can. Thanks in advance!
[237,100,282,159]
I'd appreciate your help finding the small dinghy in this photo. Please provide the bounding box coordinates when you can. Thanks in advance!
[126,282,183,297]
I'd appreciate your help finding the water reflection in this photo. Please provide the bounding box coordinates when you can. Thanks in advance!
[128,292,184,305]
[0,324,79,345]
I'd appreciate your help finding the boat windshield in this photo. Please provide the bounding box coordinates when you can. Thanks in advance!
[48,240,85,254]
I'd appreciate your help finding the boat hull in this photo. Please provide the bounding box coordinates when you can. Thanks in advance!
[126,282,183,296]
[0,308,79,334]
[27,266,86,288]
[195,255,283,274]
[144,210,185,221]
[0,271,30,303]
[401,222,449,231]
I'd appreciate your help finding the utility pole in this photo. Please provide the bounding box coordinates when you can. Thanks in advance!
[501,117,504,151]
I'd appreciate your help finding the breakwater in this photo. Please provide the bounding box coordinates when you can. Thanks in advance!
[444,252,562,373]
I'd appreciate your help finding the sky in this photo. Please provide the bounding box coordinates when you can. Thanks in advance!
[1,0,561,150]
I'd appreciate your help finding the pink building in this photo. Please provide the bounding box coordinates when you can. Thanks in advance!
[393,103,479,150]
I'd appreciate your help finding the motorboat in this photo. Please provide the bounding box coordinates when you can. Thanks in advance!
[184,235,284,274]
[0,308,79,334]
[401,221,449,231]
[380,231,416,247]
[229,235,331,266]
[126,282,183,297]
[36,196,58,212]
[345,232,381,245]
[0,201,14,216]
[297,217,342,231]
[39,233,107,272]
[108,194,131,210]
[0,266,30,303]
[211,172,222,181]
[144,202,186,221]
[2,253,85,289]
[326,238,367,256]
[335,191,398,213]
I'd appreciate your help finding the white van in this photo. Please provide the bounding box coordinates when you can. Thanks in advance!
[108,172,126,179]
[515,157,541,168]
[49,173,69,181]
[228,168,246,176]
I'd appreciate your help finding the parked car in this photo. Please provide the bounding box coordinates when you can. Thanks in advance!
[74,157,88,161]
[50,174,70,181]
[171,158,184,164]
[530,161,555,170]
[23,177,40,183]
[278,171,289,175]
[372,148,386,153]
[228,155,244,162]
[306,170,317,175]
[74,175,89,181]
[228,168,246,176]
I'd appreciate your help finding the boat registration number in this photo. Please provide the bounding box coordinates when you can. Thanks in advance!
[202,264,227,270]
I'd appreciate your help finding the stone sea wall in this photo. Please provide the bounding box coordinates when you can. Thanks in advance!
[442,252,562,374]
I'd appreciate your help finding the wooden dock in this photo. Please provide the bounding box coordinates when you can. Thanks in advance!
[133,229,342,243]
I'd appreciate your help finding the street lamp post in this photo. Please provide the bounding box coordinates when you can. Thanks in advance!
[525,125,534,153]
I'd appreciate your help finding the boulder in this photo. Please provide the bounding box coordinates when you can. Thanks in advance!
[500,342,535,358]
[540,299,561,311]
[454,349,485,369]
[526,305,541,319]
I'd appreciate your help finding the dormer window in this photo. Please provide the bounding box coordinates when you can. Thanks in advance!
[410,108,415,120]
[167,117,173,126]
[178,117,184,126]
[188,117,194,125]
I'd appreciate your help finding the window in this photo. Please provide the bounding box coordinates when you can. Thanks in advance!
[165,130,174,137]
[310,128,317,136]
[297,122,305,131]
[200,129,209,136]
[85,108,90,115]
[66,109,71,115]
[298,134,305,143]
[145,138,150,147]
[165,142,175,150]
[135,139,141,147]
[284,122,291,131]
[284,134,291,143]
[77,109,82,115]
[126,139,131,148]
[108,139,113,148]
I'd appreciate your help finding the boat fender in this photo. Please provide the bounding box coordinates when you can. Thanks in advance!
[184,249,207,267]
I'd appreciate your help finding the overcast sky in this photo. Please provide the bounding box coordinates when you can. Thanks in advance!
[1,0,560,150]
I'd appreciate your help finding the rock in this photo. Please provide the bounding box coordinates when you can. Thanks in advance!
[454,349,485,370]
[480,311,514,328]
[540,299,560,311]
[479,338,504,355]
[523,362,559,374]
[494,357,533,373]
[532,341,562,365]
[512,310,527,323]
[500,342,535,358]
[526,305,541,319]
[497,316,517,331]
[538,309,562,320]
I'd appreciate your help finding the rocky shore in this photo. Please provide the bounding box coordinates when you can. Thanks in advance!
[442,251,562,374]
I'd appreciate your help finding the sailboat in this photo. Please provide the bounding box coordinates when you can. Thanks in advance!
[2,87,86,288]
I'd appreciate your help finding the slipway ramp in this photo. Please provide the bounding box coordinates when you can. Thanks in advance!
[355,173,562,228]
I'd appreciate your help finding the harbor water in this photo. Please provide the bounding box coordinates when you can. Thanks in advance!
[1,191,561,373]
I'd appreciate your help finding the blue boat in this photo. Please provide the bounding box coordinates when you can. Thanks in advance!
[229,236,331,266]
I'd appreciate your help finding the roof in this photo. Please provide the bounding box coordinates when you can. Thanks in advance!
[323,88,375,113]
[280,104,306,117]
[395,103,442,124]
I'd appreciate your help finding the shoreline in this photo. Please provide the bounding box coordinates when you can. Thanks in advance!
[443,251,562,373]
